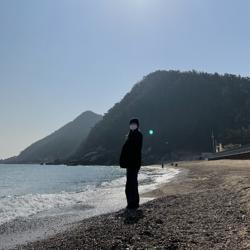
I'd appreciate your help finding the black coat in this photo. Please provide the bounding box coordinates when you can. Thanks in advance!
[119,129,143,169]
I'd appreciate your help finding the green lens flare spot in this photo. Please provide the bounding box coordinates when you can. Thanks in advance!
[149,129,154,135]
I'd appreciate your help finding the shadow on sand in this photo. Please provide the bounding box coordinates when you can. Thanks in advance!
[116,208,144,224]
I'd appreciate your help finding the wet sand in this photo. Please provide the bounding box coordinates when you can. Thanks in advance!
[14,160,250,249]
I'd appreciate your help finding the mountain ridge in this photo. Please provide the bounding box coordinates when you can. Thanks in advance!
[2,110,102,164]
[69,70,250,165]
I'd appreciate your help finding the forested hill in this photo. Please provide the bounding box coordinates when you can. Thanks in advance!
[3,111,102,164]
[70,70,250,165]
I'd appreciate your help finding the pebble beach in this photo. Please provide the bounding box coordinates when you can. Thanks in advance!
[12,160,250,249]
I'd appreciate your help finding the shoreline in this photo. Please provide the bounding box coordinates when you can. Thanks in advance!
[0,165,180,250]
[14,159,250,249]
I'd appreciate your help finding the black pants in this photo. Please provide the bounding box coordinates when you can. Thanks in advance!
[125,167,140,209]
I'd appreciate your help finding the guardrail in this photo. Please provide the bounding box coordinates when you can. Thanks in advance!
[208,145,250,160]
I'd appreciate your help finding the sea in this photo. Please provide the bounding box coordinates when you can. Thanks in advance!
[0,164,180,249]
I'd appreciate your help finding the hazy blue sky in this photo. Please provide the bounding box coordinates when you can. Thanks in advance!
[1,0,250,158]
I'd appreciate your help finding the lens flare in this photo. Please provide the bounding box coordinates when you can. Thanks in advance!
[149,129,154,135]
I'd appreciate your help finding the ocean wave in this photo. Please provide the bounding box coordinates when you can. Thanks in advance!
[0,166,180,225]
[0,185,96,225]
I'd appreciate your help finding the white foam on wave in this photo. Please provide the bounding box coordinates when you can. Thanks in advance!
[0,185,96,225]
[139,166,180,192]
[0,166,180,225]
[99,171,149,188]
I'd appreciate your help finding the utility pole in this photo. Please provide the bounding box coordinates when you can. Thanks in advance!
[211,130,216,153]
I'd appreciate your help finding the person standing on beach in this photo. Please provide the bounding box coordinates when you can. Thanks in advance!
[119,118,143,209]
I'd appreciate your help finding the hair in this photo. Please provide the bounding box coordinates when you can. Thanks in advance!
[129,118,139,127]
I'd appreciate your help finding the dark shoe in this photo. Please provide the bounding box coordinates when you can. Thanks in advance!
[126,204,139,210]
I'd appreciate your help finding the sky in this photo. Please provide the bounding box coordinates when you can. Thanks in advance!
[1,0,250,159]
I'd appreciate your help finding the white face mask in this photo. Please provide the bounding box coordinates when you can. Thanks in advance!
[129,123,138,130]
